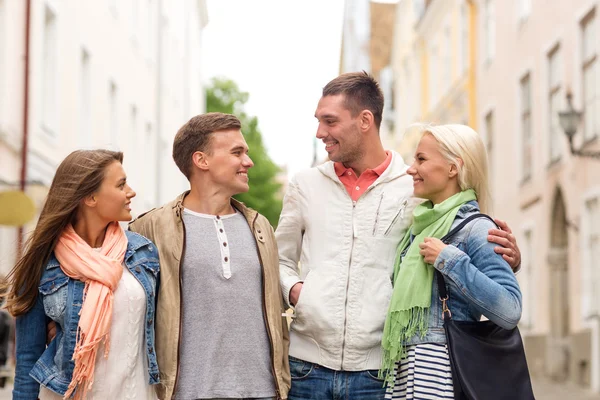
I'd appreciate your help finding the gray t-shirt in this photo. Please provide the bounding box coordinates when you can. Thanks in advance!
[174,209,276,400]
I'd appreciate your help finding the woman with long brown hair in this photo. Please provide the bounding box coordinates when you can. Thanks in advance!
[5,150,160,399]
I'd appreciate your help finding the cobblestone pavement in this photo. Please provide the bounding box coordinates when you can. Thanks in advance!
[532,377,600,399]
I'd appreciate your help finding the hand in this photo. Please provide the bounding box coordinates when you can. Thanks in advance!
[419,237,447,265]
[47,321,57,345]
[289,282,303,307]
[488,218,521,271]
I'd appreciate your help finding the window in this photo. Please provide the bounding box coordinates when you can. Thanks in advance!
[548,46,562,163]
[484,111,494,195]
[517,0,531,22]
[443,25,451,92]
[583,197,600,318]
[521,74,532,181]
[429,43,439,107]
[109,81,118,149]
[460,2,469,75]
[582,10,598,141]
[0,0,5,92]
[129,105,138,155]
[484,0,495,63]
[42,5,58,136]
[520,230,534,328]
[146,0,155,62]
[79,49,91,147]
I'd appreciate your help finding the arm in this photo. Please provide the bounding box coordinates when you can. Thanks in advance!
[421,220,522,329]
[275,178,306,308]
[488,218,521,272]
[13,295,48,400]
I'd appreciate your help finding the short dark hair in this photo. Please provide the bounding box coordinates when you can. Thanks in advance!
[172,112,242,179]
[322,71,384,130]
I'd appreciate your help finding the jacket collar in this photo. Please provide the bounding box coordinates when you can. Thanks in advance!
[317,150,409,186]
[46,229,153,270]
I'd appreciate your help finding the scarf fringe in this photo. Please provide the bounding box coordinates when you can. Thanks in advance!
[63,328,111,400]
[379,306,428,384]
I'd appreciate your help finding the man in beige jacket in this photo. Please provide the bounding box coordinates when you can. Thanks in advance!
[130,112,290,400]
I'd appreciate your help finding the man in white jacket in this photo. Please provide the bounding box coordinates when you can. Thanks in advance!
[276,72,521,399]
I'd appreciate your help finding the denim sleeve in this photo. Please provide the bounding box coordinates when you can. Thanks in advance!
[434,219,522,330]
[13,294,48,400]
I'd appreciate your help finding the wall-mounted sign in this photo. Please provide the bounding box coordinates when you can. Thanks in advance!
[0,190,36,226]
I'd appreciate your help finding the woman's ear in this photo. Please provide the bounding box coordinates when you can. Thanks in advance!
[82,194,97,208]
[449,159,463,178]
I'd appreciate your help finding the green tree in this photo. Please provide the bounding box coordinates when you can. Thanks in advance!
[206,77,283,226]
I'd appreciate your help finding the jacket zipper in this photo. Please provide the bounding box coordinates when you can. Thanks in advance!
[340,199,357,368]
[384,198,409,236]
[372,192,385,235]
[172,205,186,396]
[252,213,282,400]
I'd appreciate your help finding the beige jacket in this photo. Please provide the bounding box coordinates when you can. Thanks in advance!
[129,192,290,400]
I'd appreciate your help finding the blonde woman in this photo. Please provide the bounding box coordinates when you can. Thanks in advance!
[380,125,522,399]
[5,150,159,399]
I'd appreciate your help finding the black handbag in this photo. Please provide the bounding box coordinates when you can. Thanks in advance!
[436,213,536,400]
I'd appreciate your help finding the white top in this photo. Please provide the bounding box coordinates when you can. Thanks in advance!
[40,266,157,400]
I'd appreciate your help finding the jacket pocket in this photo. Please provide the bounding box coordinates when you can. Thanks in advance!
[383,198,409,236]
[141,261,160,277]
[39,276,69,320]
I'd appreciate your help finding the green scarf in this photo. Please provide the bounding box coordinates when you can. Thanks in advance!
[380,189,477,383]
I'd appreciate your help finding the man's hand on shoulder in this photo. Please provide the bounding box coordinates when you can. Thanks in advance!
[487,218,521,272]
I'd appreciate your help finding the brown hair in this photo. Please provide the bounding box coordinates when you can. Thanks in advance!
[172,112,242,179]
[322,71,384,130]
[3,149,123,316]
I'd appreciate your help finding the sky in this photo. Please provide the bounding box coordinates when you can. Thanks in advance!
[202,0,345,178]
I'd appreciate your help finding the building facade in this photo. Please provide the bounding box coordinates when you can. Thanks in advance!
[391,0,600,392]
[0,0,208,275]
[476,0,600,392]
[390,0,477,162]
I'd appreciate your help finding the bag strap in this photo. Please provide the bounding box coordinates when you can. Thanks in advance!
[436,213,497,319]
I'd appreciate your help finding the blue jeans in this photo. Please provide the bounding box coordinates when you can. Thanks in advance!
[288,356,385,400]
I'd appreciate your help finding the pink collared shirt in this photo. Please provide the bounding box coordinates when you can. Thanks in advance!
[334,151,392,201]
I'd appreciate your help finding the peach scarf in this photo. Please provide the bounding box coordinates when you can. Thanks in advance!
[54,222,127,399]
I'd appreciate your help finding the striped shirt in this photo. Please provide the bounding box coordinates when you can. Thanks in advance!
[385,343,455,399]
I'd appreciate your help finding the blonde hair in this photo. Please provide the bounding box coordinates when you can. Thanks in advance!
[422,124,491,213]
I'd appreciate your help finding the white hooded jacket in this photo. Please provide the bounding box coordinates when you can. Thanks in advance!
[277,151,416,371]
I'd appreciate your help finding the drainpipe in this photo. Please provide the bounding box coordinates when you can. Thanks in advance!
[17,0,32,258]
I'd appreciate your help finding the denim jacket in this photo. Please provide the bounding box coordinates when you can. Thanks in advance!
[404,201,522,346]
[13,231,160,400]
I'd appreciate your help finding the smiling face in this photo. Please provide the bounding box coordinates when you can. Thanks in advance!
[91,161,136,223]
[407,133,461,205]
[314,94,364,165]
[201,129,254,196]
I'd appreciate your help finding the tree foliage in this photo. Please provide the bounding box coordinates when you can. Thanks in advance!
[206,77,283,226]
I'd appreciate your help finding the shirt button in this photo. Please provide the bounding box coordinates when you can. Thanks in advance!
[355,186,360,190]
[348,171,352,175]
[257,229,262,233]
[135,266,141,273]
[219,229,224,233]
[224,257,229,262]
[223,242,227,247]
[216,215,221,220]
